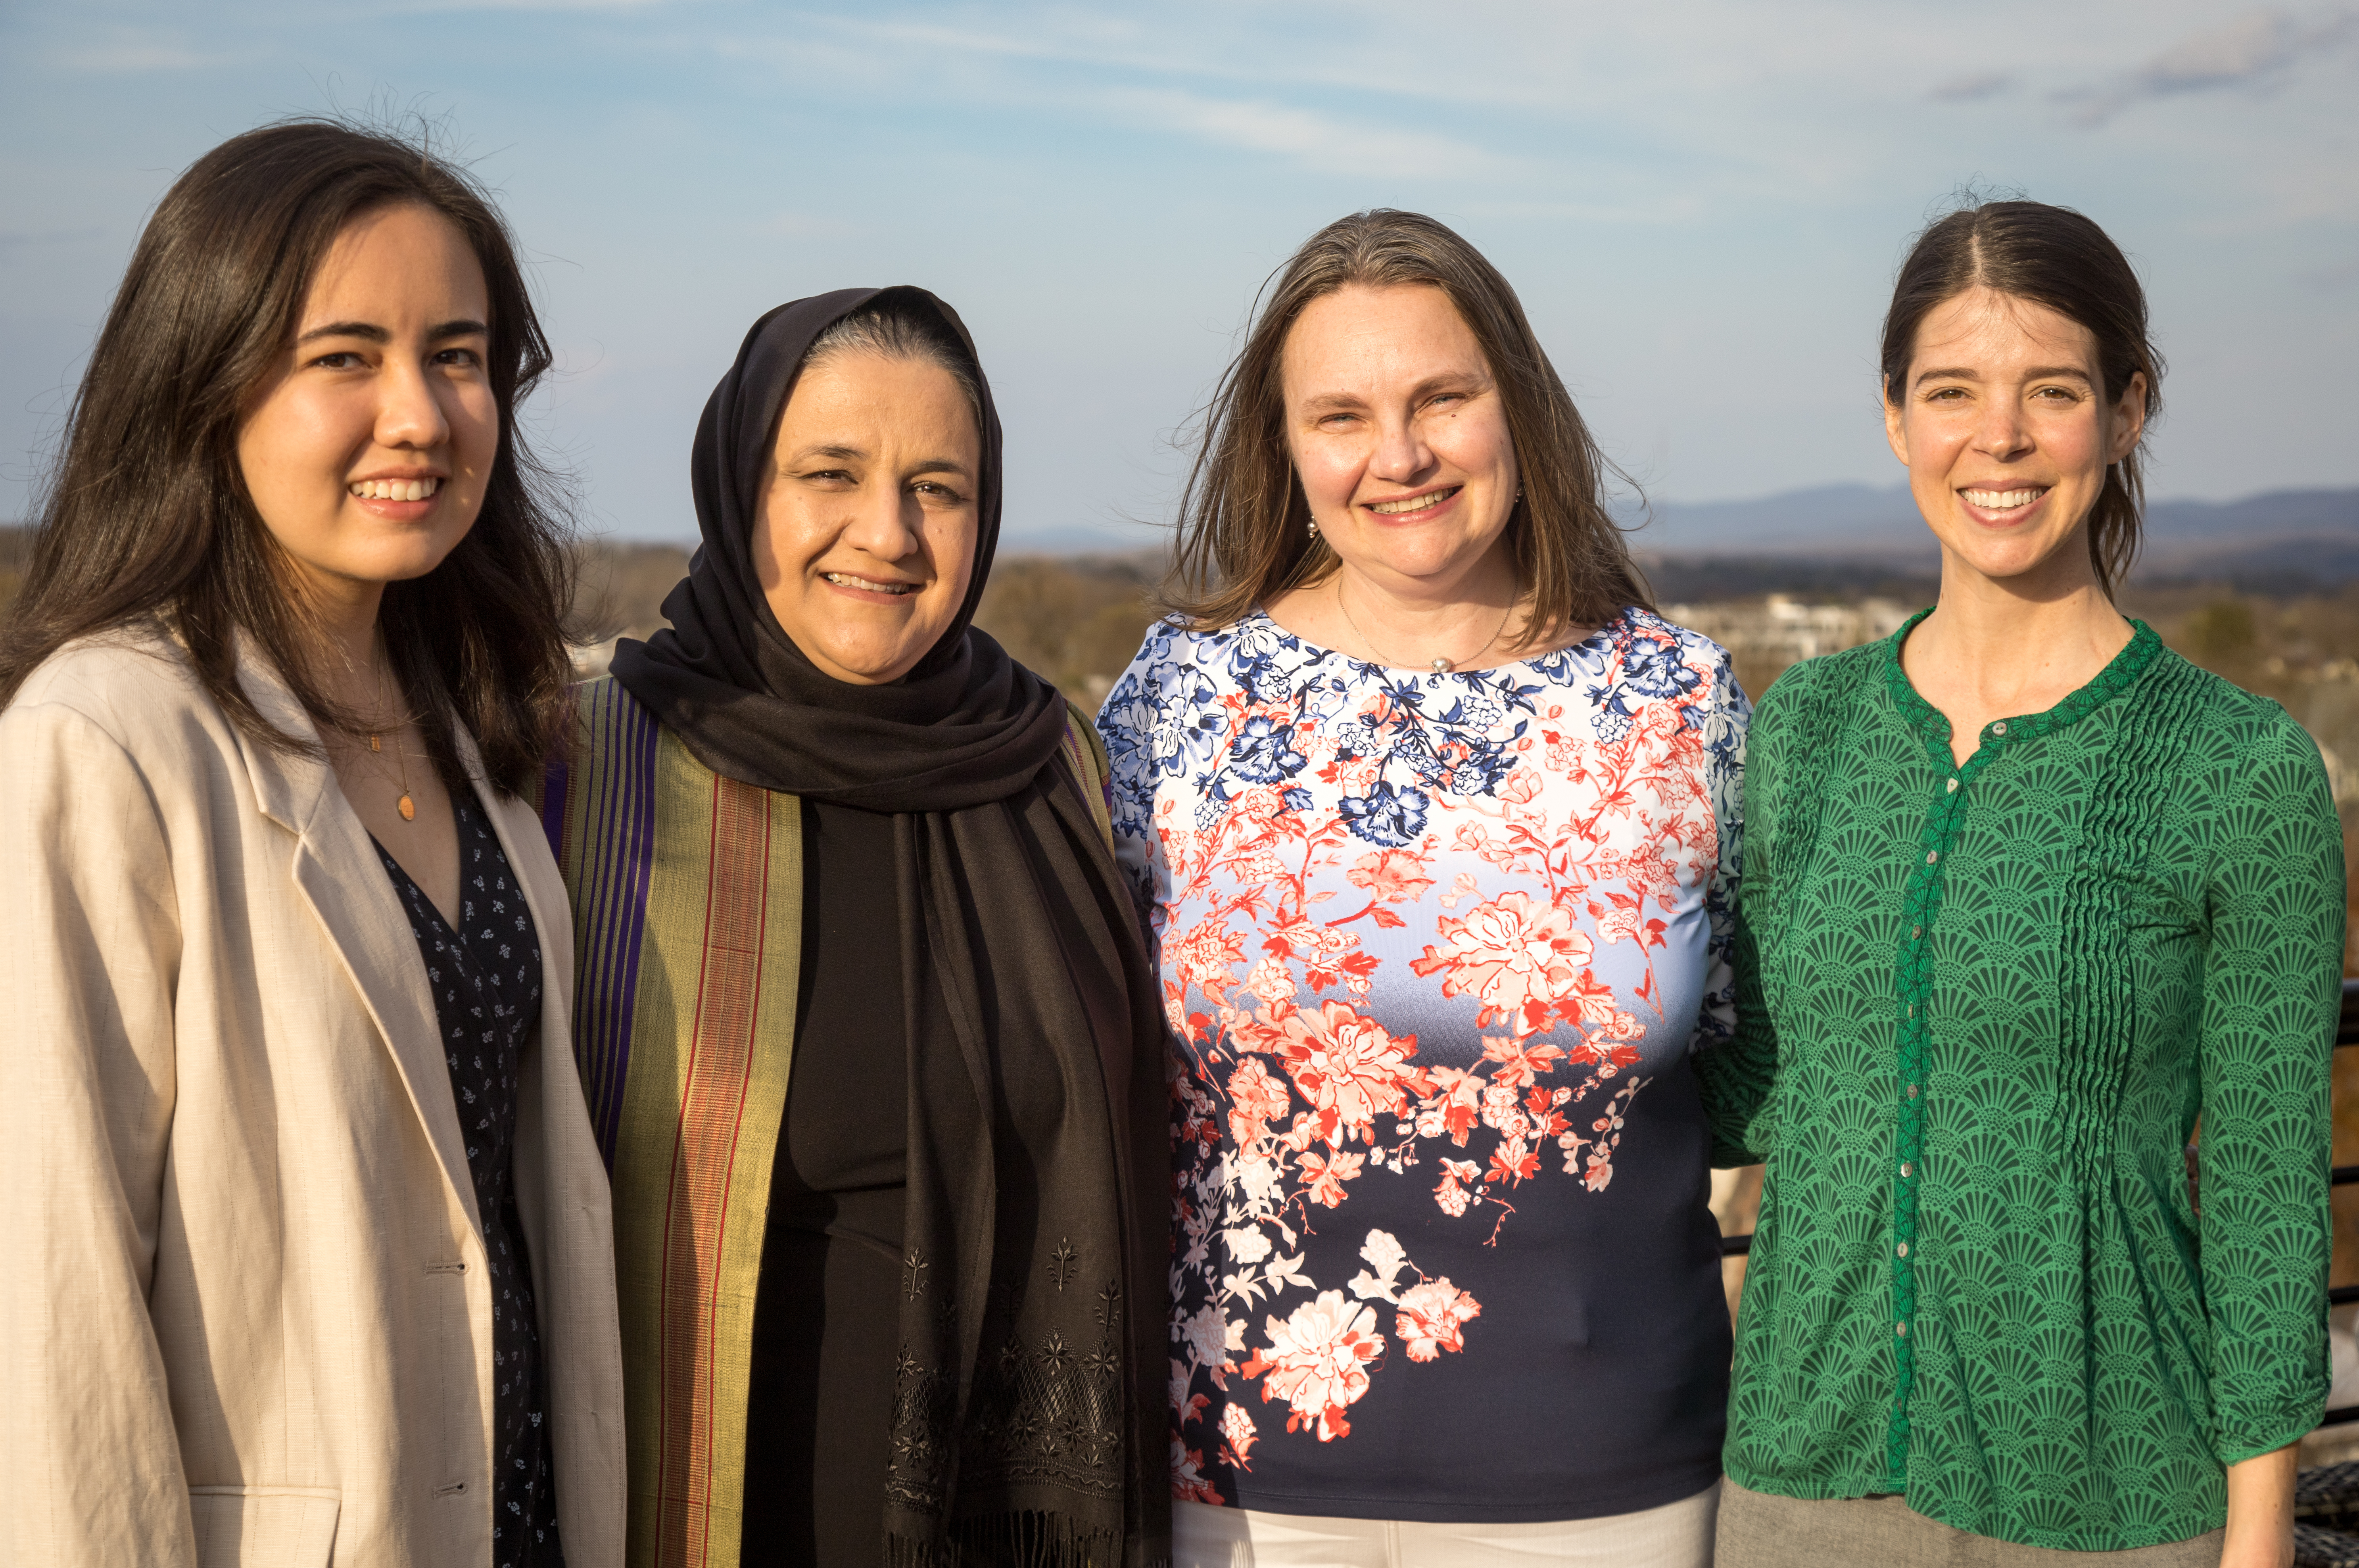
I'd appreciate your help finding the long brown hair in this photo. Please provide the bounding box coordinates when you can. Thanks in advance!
[0,118,575,794]
[1161,208,1649,638]
[1881,200,2163,596]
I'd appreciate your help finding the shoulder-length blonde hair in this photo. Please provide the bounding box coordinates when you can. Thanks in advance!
[1161,208,1650,637]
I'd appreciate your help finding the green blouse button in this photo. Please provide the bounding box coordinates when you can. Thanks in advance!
[1905,1083,1919,1099]
[1926,850,1939,864]
[1990,721,2008,736]
[1897,1242,1910,1257]
[1946,777,1958,792]
[1900,1162,1913,1177]
[1896,1322,1909,1338]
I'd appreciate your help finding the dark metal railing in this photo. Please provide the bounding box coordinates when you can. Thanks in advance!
[1716,981,2359,1426]
[2313,978,2359,1429]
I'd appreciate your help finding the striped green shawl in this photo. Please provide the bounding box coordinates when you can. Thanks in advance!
[539,676,1115,1568]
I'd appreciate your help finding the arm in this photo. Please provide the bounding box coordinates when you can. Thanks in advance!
[1694,660,1783,1165]
[0,699,193,1566]
[2221,1441,2296,1568]
[1093,636,1176,941]
[2196,722,2345,1561]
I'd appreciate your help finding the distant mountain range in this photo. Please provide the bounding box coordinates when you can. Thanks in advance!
[1620,483,2359,589]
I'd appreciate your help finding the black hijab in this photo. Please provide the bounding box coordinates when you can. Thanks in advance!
[610,286,1067,804]
[613,290,1169,1566]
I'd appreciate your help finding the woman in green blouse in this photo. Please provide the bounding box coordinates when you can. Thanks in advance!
[1704,200,2345,1568]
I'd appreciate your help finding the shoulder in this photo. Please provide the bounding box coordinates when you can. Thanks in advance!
[1062,695,1111,777]
[1098,616,1244,730]
[562,673,656,734]
[1132,612,1257,675]
[1622,605,1733,670]
[2144,646,2334,806]
[4,623,219,750]
[546,674,668,795]
[1752,633,1891,730]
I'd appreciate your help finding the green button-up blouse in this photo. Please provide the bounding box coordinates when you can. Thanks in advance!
[1701,613,2347,1552]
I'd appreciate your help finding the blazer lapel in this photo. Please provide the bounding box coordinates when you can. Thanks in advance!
[233,641,481,1238]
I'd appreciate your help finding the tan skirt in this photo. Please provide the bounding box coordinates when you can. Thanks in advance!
[1715,1477,2225,1567]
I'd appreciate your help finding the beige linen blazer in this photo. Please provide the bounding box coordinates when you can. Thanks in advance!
[0,627,624,1568]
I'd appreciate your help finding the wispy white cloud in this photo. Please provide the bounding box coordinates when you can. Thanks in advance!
[53,26,246,73]
[2062,6,2358,125]
[1106,87,1514,180]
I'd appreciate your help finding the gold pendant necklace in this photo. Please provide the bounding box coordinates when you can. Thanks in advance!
[370,664,417,822]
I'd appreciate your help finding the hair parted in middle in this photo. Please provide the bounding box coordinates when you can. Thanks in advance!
[803,294,984,430]
[1161,208,1651,639]
[1879,199,2163,598]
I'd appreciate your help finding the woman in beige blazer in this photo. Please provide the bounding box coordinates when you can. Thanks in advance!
[0,121,622,1567]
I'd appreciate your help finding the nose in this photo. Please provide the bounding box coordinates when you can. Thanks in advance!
[374,354,452,454]
[842,476,922,563]
[1367,407,1436,486]
[1972,395,2032,464]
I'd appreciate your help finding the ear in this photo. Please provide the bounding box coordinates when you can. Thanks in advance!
[2106,370,2148,465]
[1883,376,1910,468]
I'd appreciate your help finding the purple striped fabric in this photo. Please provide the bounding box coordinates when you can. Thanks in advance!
[559,679,662,1168]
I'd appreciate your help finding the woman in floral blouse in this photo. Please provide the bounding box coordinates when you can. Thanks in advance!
[1099,208,1748,1566]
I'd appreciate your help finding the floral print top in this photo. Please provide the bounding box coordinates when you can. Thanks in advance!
[376,798,562,1567]
[1099,605,1749,1522]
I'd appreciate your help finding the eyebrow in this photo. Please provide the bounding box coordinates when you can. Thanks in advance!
[1298,373,1488,413]
[789,443,975,478]
[295,317,489,345]
[1913,363,2093,387]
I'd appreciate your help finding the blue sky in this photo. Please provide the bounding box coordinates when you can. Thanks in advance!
[3,1,2355,547]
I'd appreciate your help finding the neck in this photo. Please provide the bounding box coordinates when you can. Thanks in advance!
[1912,536,2131,703]
[289,564,394,723]
[1331,544,1522,654]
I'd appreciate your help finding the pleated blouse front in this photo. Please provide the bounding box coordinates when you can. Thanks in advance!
[1701,615,2346,1552]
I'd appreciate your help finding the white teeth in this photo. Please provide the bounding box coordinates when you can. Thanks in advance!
[1369,488,1457,516]
[1962,486,2044,510]
[347,477,440,501]
[824,572,917,595]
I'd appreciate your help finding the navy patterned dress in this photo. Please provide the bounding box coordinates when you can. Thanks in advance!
[376,796,564,1567]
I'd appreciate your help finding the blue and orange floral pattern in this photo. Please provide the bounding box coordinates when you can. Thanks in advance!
[1099,606,1747,1510]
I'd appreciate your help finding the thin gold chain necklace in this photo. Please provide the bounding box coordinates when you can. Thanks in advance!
[1336,580,1516,675]
[369,663,417,823]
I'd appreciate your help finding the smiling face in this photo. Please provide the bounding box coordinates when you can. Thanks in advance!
[1885,284,2146,587]
[235,202,497,612]
[753,351,983,685]
[1280,282,1520,596]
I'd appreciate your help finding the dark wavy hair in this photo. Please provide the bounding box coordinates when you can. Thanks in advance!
[1161,208,1650,639]
[1881,200,2163,596]
[0,117,575,794]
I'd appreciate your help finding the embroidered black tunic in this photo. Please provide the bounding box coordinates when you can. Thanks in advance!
[376,796,563,1568]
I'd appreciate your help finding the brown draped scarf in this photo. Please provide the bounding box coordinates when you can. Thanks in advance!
[610,288,1169,1566]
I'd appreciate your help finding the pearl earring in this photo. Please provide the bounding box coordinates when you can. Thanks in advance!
[1308,517,1320,538]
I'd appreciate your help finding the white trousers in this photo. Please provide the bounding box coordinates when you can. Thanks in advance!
[1172,1482,1721,1568]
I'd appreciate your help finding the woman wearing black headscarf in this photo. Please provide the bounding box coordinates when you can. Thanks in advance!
[539,288,1169,1568]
